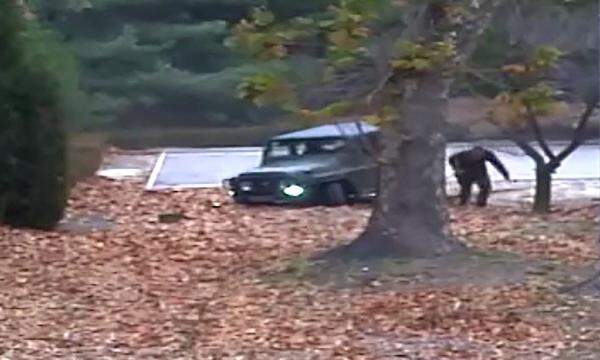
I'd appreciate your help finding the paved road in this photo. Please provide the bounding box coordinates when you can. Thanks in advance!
[146,142,599,190]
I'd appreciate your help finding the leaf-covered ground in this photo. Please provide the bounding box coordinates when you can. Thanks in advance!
[1,177,598,359]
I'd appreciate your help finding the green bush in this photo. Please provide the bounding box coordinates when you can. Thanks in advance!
[0,2,68,229]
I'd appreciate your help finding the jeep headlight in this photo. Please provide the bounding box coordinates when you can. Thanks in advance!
[282,184,305,197]
[239,181,253,192]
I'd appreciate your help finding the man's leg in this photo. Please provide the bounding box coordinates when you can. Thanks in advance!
[476,176,491,207]
[458,176,473,205]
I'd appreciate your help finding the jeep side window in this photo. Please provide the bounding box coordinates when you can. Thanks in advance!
[265,139,346,160]
[267,142,291,158]
[320,139,345,151]
[294,142,308,155]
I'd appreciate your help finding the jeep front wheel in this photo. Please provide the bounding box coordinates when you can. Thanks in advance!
[324,182,347,206]
[233,195,249,204]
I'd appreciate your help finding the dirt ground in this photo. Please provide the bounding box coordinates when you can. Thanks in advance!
[1,177,599,359]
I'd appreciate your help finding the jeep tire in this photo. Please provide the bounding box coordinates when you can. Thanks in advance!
[233,195,248,204]
[325,182,347,206]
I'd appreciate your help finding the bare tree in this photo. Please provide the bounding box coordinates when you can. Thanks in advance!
[486,47,599,213]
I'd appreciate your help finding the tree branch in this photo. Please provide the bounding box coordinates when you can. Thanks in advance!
[461,67,510,91]
[525,106,555,160]
[366,70,394,106]
[551,102,598,167]
[455,0,504,64]
[486,116,545,165]
[405,4,436,42]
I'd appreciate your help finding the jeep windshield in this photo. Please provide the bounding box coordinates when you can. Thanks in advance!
[263,138,346,161]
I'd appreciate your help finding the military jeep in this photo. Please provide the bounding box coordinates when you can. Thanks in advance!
[223,120,380,206]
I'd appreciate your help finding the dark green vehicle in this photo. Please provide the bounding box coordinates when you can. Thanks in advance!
[223,120,380,206]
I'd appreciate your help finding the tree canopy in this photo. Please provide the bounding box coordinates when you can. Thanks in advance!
[28,0,597,130]
[28,0,339,128]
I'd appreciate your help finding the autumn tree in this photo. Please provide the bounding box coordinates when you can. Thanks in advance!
[487,45,598,213]
[229,0,513,258]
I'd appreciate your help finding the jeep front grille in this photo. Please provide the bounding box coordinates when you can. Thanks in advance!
[237,176,282,196]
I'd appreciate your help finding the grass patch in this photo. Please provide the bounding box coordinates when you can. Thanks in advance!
[265,249,538,290]
[283,257,314,279]
[67,132,106,186]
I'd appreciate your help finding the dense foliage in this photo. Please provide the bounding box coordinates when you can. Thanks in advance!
[28,0,337,128]
[0,1,68,229]
[26,0,596,130]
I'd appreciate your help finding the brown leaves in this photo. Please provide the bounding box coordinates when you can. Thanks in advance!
[0,177,370,358]
[450,204,599,265]
[0,177,597,358]
[198,282,564,359]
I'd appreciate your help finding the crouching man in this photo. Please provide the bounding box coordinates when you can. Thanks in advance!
[449,146,511,207]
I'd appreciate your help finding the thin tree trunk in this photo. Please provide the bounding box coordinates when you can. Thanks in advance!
[332,75,462,258]
[533,165,552,213]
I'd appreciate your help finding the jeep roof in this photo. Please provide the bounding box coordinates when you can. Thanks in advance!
[271,120,378,141]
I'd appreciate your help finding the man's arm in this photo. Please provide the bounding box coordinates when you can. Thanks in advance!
[484,150,510,180]
[449,153,466,176]
[449,154,458,169]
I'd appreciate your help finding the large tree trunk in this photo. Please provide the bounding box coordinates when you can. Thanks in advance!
[533,165,552,214]
[320,1,504,259]
[336,75,462,258]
